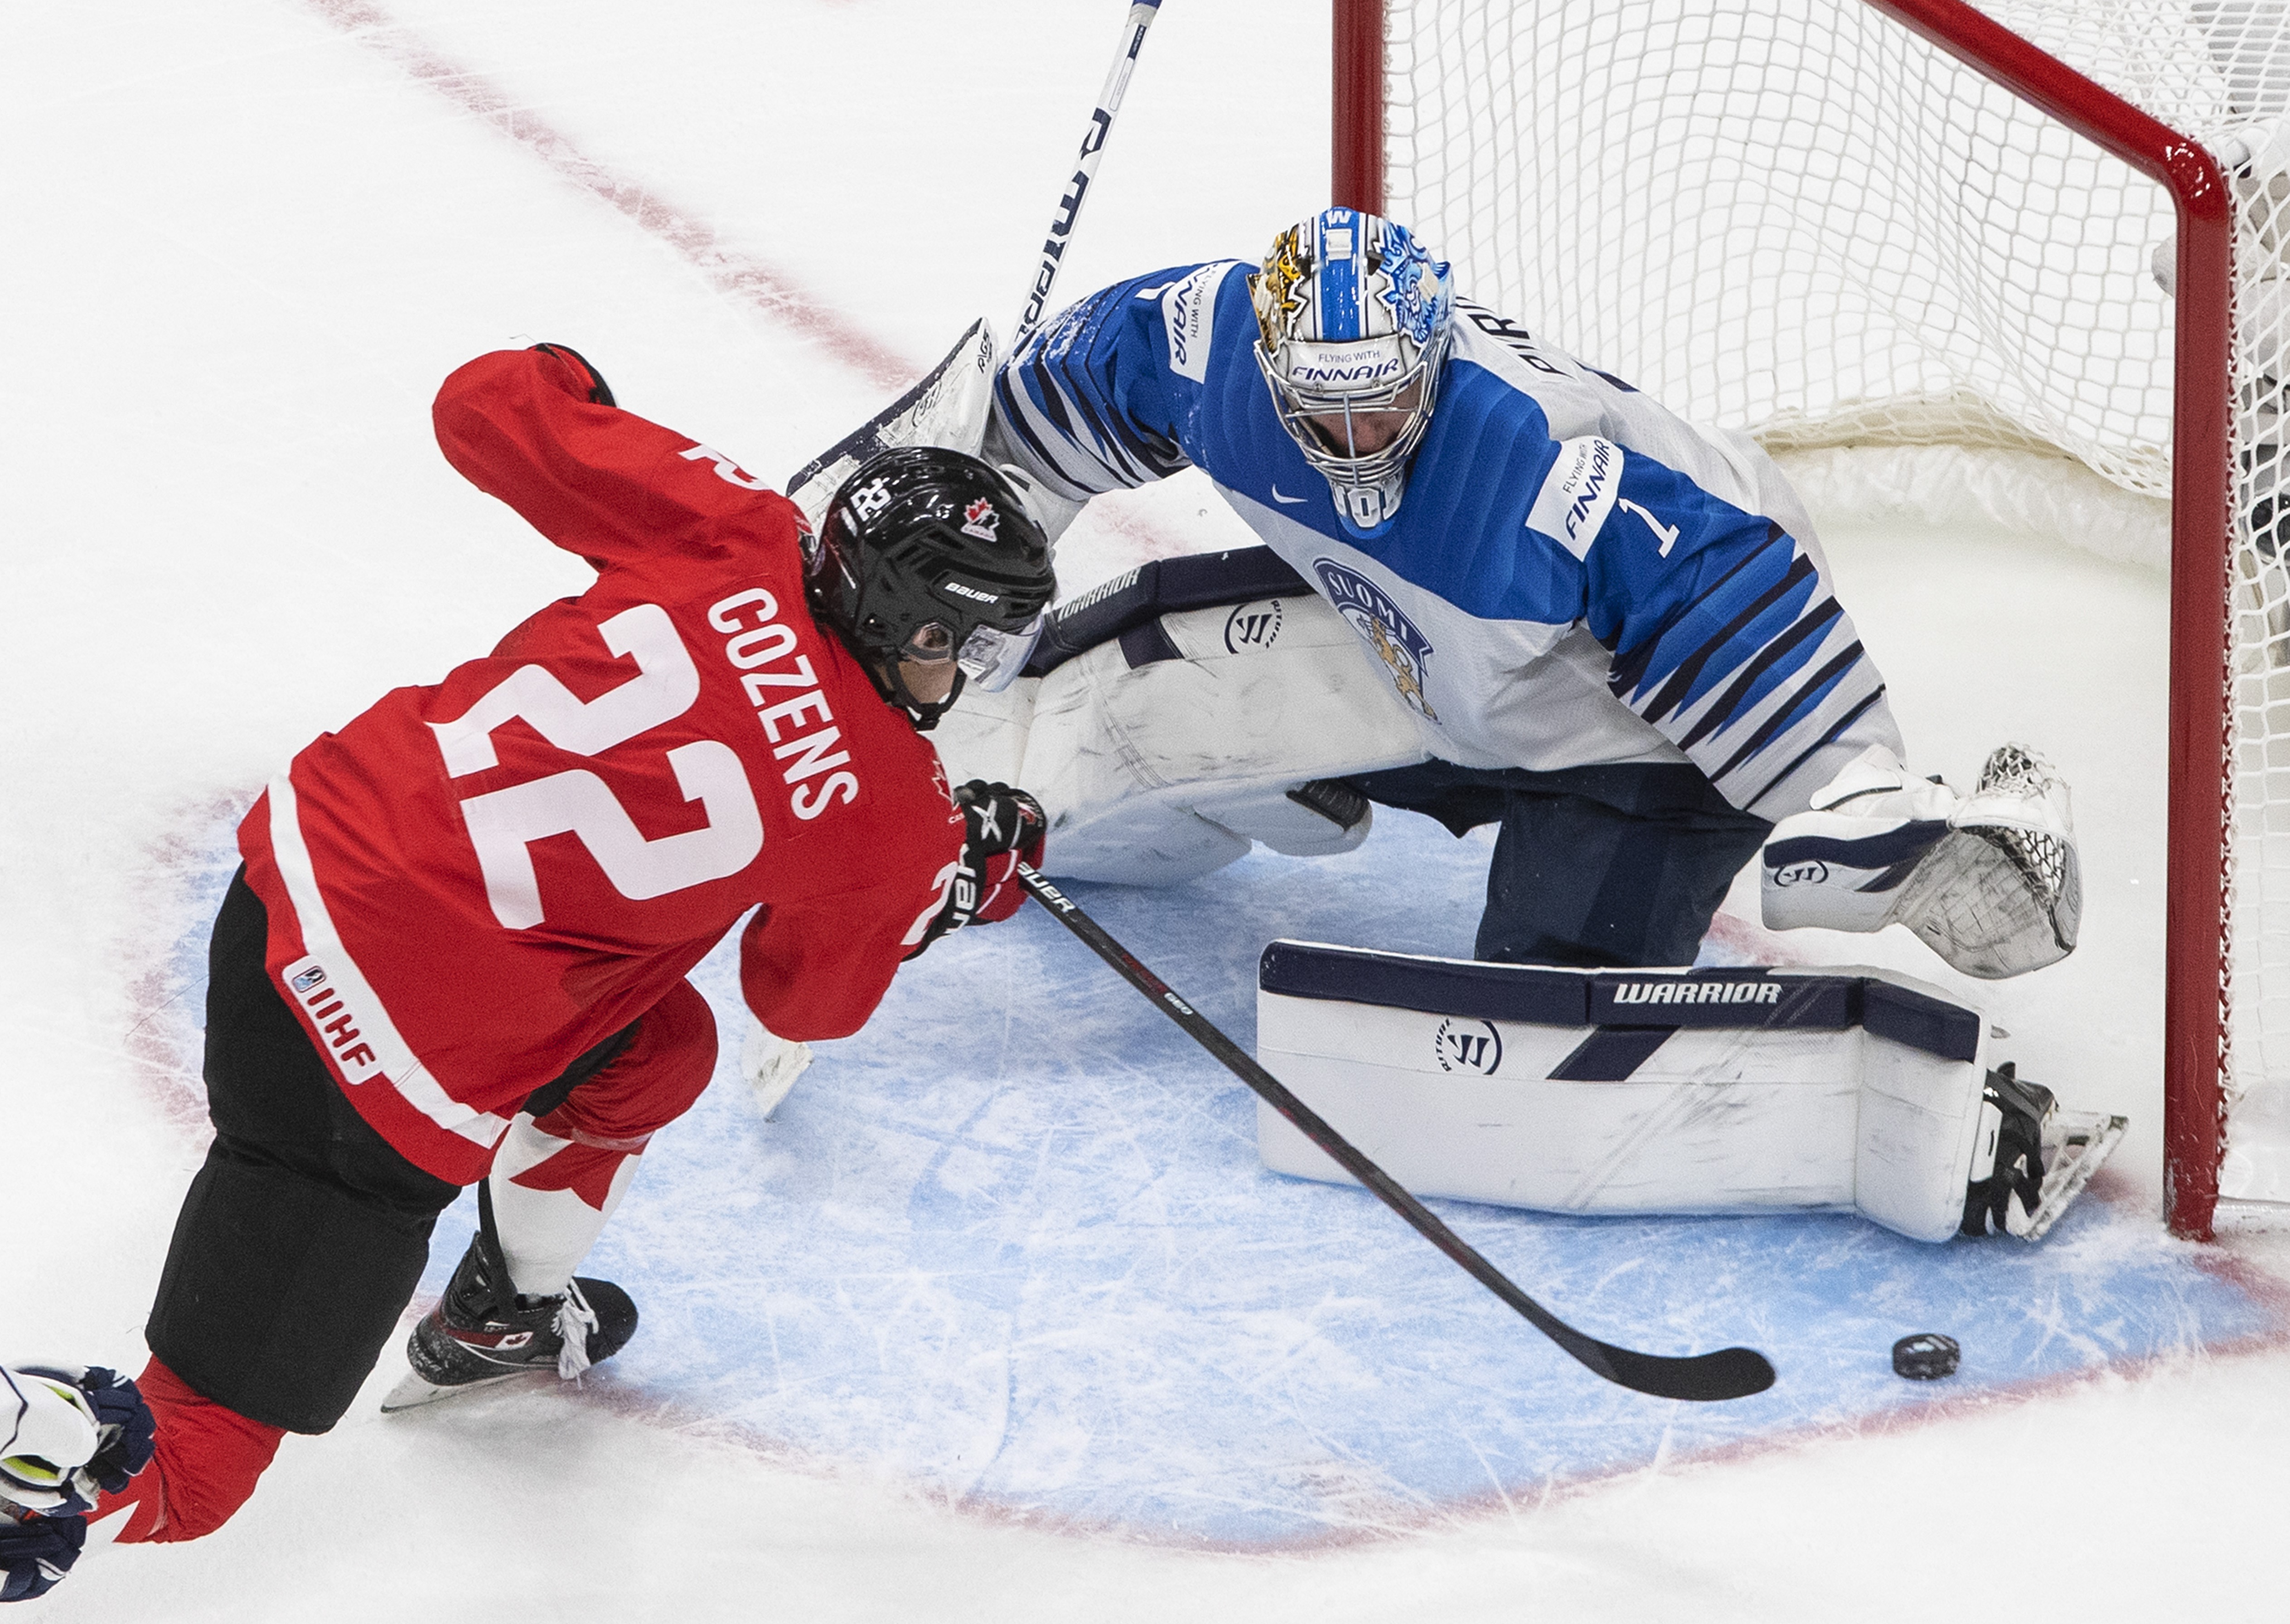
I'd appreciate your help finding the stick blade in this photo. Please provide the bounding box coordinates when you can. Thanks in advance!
[1592,1341,1776,1402]
[783,318,995,523]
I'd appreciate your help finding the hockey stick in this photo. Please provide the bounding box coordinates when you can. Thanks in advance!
[783,319,995,514]
[1012,0,1164,348]
[1015,864,1778,1403]
[782,3,1162,507]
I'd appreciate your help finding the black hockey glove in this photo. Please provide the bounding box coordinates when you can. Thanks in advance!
[905,781,1046,959]
[0,1510,85,1605]
[530,343,616,408]
[955,781,1044,864]
[67,1368,154,1499]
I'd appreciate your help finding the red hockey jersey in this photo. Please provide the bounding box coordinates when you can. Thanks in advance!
[236,348,966,1183]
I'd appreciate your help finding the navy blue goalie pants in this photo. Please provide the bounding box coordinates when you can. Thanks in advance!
[1342,760,1772,969]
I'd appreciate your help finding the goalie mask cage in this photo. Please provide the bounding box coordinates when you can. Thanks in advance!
[1331,0,2290,1239]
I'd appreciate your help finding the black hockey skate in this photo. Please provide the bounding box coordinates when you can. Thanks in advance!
[381,1221,636,1413]
[1960,1062,2128,1242]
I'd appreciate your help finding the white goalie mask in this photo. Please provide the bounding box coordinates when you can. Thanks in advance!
[1250,209,1454,537]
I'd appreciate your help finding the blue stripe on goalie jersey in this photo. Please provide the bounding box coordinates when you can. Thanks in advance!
[1607,529,1820,723]
[1727,688,1890,812]
[1586,454,1866,765]
[997,276,1190,490]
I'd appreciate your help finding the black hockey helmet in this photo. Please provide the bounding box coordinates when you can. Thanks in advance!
[807,445,1055,730]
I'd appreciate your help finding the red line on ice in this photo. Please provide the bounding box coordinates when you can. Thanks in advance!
[300,0,922,394]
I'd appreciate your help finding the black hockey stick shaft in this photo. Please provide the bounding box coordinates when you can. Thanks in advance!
[1016,865,1776,1403]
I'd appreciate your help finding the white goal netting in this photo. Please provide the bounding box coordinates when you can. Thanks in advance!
[1376,0,2290,1210]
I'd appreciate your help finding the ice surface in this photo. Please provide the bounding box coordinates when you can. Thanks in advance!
[119,807,2271,1550]
[9,1,2290,1618]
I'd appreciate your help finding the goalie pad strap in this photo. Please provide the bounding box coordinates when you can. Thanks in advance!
[1257,942,1982,1061]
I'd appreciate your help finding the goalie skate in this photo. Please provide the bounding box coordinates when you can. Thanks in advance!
[1960,1061,2129,1242]
[2019,1107,2130,1242]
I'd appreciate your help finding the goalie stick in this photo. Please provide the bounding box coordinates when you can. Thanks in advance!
[1014,864,1779,1404]
[783,318,995,522]
[1014,0,1164,348]
[784,3,1164,509]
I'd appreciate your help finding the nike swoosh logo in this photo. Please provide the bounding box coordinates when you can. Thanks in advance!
[1271,485,1308,505]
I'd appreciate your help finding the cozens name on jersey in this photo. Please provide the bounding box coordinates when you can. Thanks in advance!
[706,588,860,821]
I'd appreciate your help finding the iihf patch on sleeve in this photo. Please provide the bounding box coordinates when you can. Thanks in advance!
[279,956,389,1085]
[1525,435,1624,561]
[1161,262,1236,384]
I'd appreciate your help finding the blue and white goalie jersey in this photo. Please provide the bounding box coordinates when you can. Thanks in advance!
[988,261,1903,819]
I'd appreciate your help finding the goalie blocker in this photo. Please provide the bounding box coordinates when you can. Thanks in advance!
[1253,942,2124,1242]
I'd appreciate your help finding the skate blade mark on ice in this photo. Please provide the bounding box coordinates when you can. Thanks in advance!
[380,1368,521,1413]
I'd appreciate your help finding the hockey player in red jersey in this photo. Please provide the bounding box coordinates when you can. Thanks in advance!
[0,343,1053,1594]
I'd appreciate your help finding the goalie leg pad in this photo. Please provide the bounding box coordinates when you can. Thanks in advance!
[927,546,1428,886]
[1253,944,2112,1242]
[1019,583,1425,884]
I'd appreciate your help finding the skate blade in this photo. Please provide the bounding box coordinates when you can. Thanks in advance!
[2016,1109,2130,1242]
[380,1366,532,1413]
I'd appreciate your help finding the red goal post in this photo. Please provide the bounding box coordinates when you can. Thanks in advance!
[1331,0,2242,1238]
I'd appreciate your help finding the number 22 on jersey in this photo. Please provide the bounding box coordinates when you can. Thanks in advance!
[429,603,763,929]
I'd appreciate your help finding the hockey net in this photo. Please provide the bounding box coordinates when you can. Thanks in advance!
[1338,0,2290,1235]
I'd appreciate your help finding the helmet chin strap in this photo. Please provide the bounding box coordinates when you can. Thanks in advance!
[873,657,965,732]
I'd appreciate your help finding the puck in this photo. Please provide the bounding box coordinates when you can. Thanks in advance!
[1891,1333,1961,1380]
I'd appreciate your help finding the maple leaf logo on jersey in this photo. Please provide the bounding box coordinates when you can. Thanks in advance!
[960,498,999,541]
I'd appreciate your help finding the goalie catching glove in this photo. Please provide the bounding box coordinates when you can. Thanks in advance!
[905,780,1045,958]
[1760,743,2082,979]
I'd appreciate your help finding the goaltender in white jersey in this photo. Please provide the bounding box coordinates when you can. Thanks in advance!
[977,209,2082,990]
[787,208,2111,1242]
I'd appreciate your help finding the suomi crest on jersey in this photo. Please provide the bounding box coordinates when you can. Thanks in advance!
[1312,558,1438,720]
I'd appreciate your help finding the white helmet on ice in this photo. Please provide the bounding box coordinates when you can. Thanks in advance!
[1250,208,1453,536]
